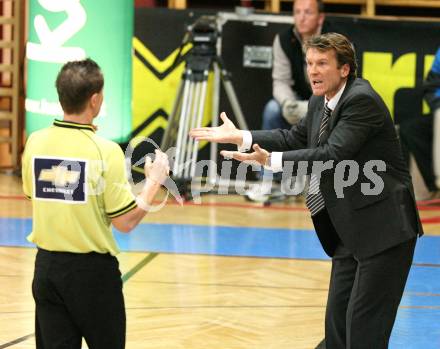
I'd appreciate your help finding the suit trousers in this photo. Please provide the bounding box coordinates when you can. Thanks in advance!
[314,210,416,349]
[32,248,126,349]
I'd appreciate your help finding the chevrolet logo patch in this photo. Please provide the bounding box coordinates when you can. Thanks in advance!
[39,166,81,187]
[34,157,87,203]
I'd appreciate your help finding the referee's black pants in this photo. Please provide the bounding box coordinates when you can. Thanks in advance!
[32,248,125,349]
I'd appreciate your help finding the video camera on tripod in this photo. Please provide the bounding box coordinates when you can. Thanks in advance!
[171,16,219,79]
[161,15,248,198]
[188,16,218,50]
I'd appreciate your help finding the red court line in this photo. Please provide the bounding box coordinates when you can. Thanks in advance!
[420,217,440,224]
[3,193,440,217]
[0,195,26,201]
[417,198,440,206]
[164,197,440,212]
[177,200,308,211]
[417,206,440,211]
[0,193,307,211]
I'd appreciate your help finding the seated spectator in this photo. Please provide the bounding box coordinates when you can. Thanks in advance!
[400,47,440,201]
[246,0,326,202]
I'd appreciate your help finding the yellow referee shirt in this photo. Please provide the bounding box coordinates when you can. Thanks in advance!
[22,120,137,256]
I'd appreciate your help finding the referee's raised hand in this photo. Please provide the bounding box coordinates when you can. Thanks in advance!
[144,149,170,185]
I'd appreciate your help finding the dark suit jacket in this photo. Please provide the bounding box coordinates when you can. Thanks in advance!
[251,78,423,258]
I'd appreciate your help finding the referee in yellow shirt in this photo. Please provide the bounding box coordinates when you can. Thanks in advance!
[22,59,169,349]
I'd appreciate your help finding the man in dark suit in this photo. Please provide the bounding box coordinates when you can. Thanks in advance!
[190,33,423,348]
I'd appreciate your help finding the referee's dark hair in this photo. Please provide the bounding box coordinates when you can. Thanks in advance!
[56,58,104,114]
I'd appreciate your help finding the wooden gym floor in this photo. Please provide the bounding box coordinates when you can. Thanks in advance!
[1,172,440,349]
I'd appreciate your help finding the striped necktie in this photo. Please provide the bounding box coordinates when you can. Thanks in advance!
[305,103,332,216]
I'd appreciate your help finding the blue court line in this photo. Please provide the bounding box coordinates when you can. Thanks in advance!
[390,308,440,349]
[1,217,440,348]
[119,223,330,260]
[1,218,440,264]
[405,266,440,294]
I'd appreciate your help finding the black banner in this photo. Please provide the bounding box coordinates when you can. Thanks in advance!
[132,9,440,178]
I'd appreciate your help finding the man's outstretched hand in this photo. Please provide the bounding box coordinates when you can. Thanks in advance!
[190,112,243,145]
[220,144,269,167]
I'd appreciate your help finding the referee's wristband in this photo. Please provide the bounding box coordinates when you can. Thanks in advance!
[135,195,151,212]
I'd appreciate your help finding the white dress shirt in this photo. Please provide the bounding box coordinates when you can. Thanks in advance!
[238,82,347,172]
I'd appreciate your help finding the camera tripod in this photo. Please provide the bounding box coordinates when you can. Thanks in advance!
[161,33,248,198]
